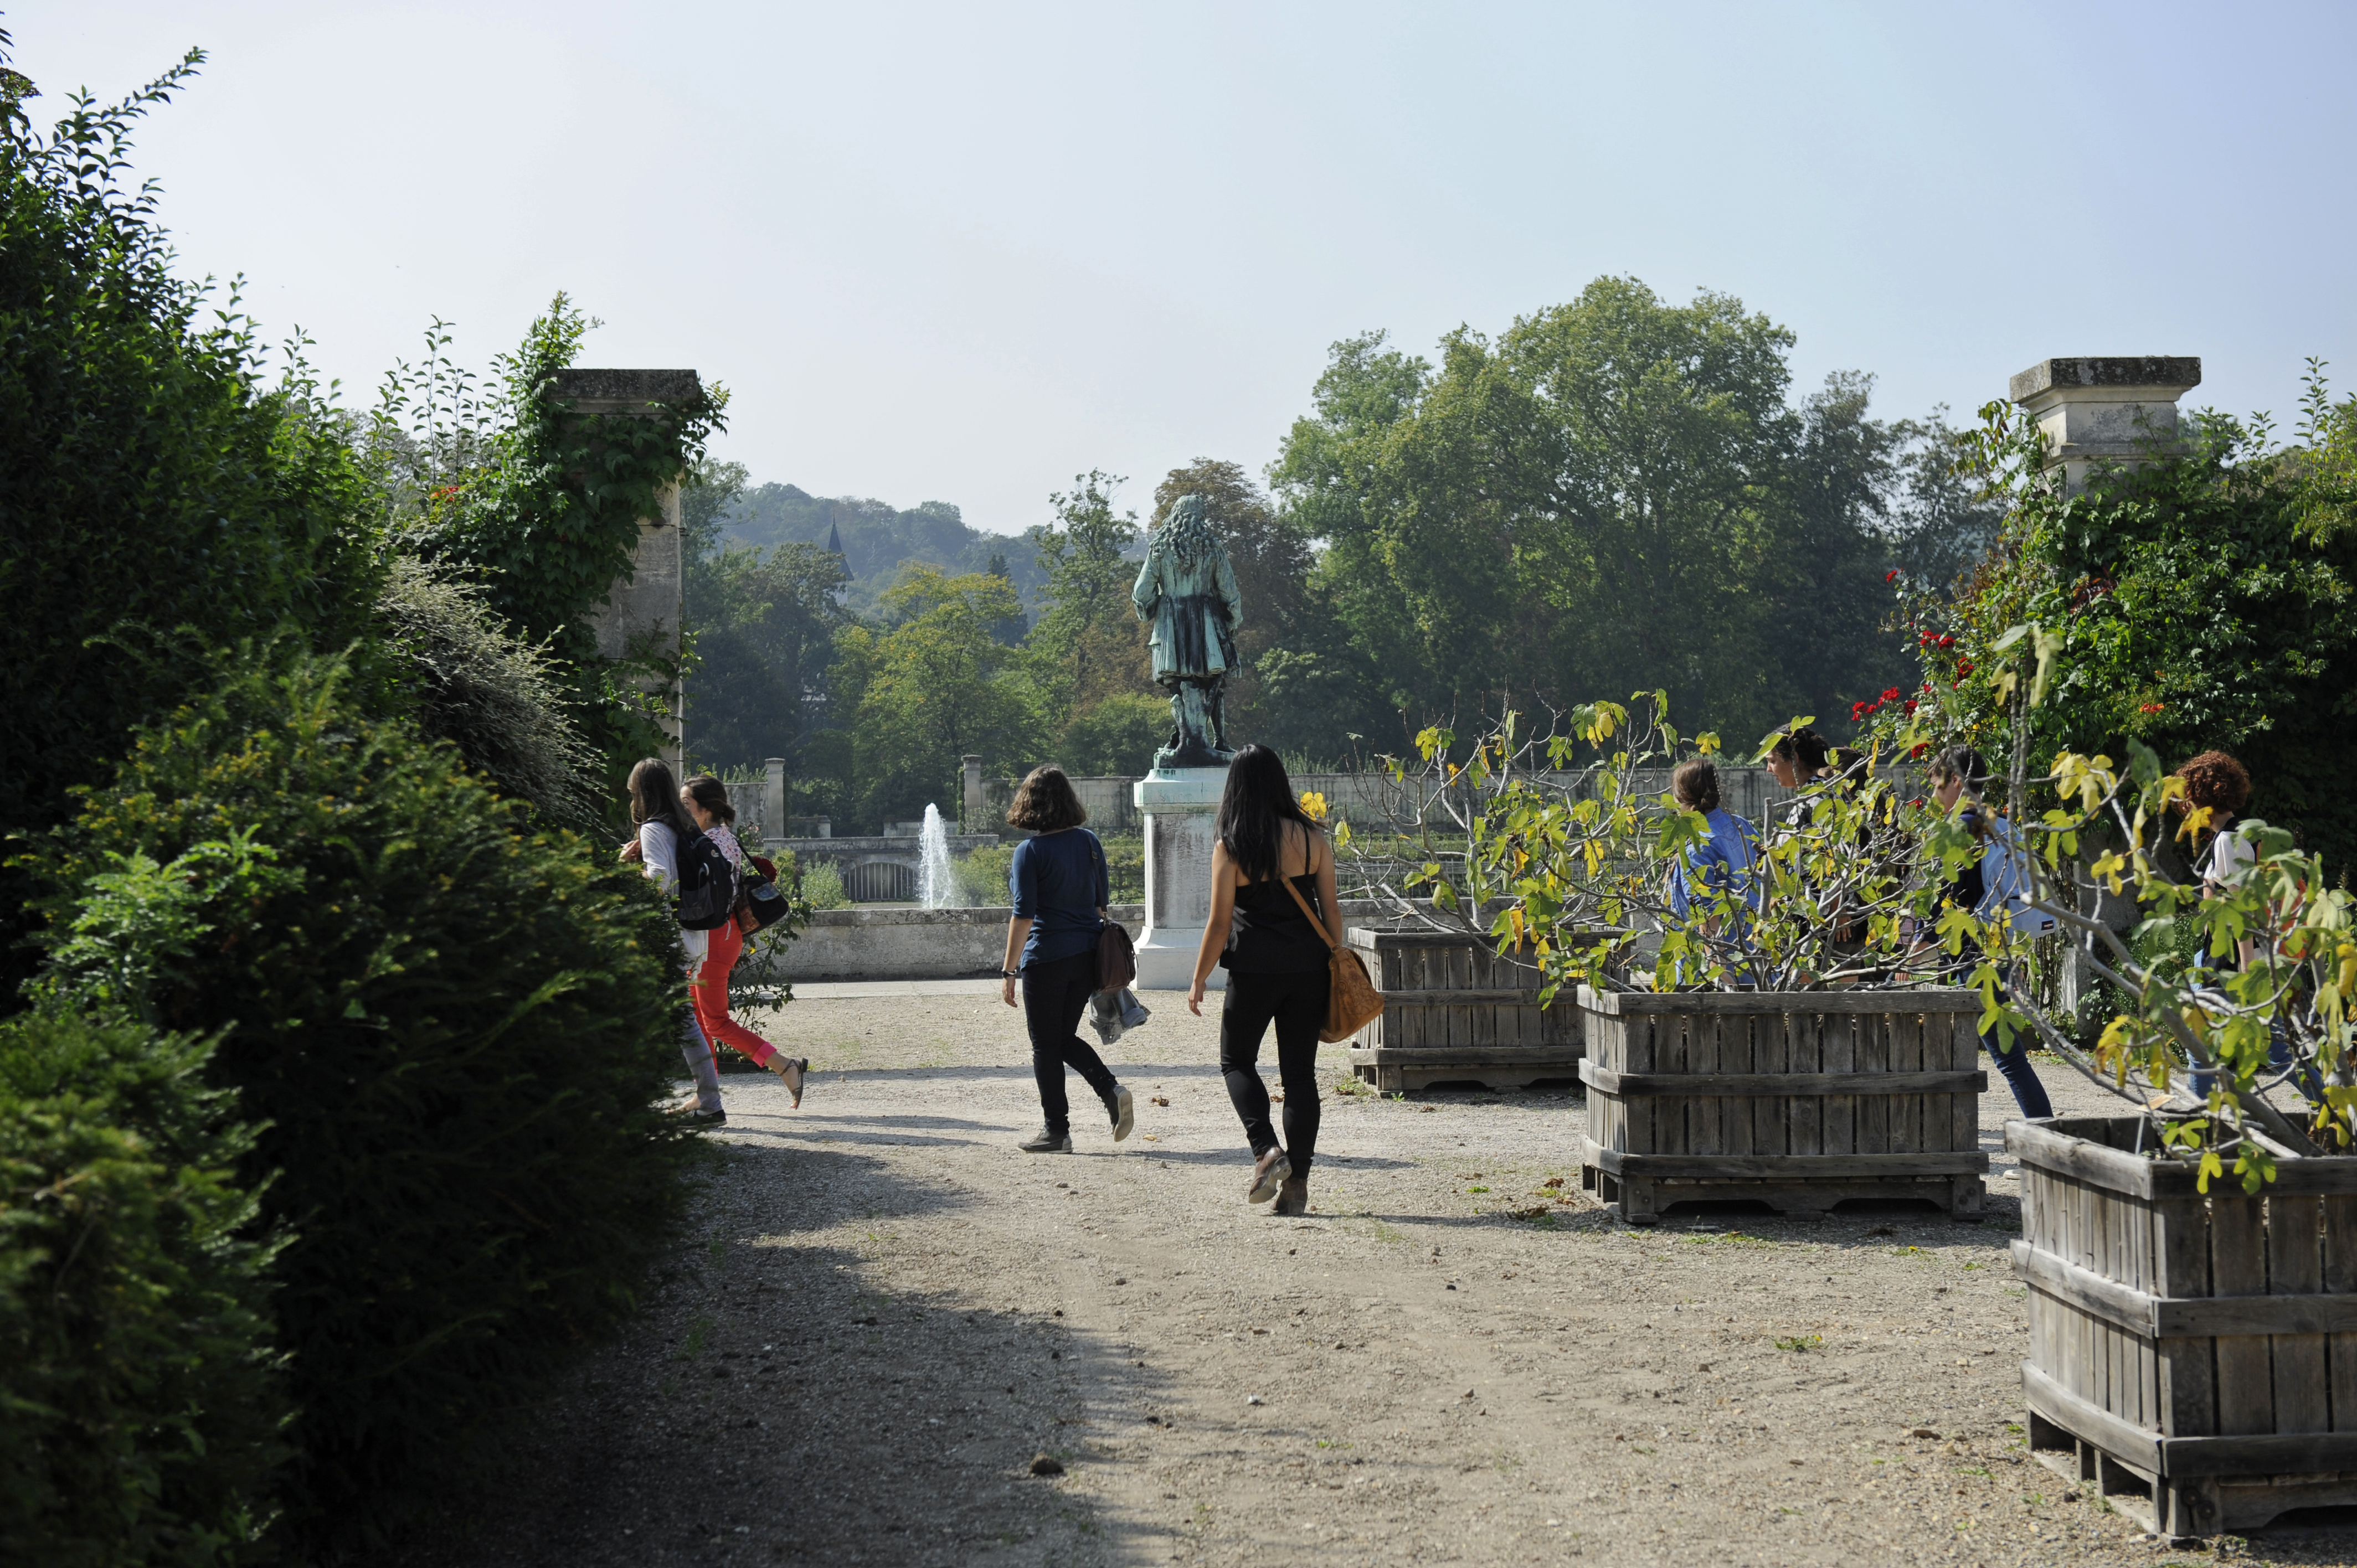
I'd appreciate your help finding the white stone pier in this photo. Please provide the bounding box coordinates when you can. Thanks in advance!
[1132,765,1231,991]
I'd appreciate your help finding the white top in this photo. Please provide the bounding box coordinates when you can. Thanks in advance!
[2201,823,2256,888]
[639,820,684,890]
[637,819,707,968]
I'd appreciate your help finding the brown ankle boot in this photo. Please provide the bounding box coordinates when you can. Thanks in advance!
[1273,1174,1309,1215]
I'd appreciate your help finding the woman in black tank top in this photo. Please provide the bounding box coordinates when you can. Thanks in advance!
[1187,745,1340,1216]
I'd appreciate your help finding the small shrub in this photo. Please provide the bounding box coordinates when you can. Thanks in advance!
[25,657,695,1549]
[957,844,1014,907]
[0,1014,285,1566]
[800,860,852,910]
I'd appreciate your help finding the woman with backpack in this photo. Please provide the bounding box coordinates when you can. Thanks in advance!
[681,775,809,1106]
[619,757,728,1127]
[999,766,1135,1154]
[1185,745,1339,1217]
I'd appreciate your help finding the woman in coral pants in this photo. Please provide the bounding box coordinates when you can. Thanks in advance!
[682,775,809,1106]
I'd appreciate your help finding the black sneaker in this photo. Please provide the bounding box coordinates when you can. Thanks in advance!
[1108,1085,1135,1142]
[687,1106,728,1129]
[1019,1127,1074,1154]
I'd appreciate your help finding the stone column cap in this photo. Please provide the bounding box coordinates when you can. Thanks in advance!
[553,368,704,412]
[2009,358,2201,404]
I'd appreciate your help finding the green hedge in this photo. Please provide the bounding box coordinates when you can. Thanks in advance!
[26,658,697,1549]
[0,58,383,1003]
[0,1015,284,1566]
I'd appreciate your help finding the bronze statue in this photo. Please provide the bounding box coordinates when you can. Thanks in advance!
[1131,493,1242,768]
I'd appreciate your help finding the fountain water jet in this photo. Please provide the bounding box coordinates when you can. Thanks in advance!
[917,803,958,908]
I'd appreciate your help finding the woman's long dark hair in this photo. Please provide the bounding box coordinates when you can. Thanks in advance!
[681,773,736,826]
[1931,745,1993,843]
[1216,744,1321,884]
[627,757,695,839]
[1769,726,1830,775]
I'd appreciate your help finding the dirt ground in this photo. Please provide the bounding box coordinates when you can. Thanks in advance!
[403,983,2357,1568]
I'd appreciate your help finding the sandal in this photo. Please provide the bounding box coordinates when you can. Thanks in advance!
[769,1054,810,1107]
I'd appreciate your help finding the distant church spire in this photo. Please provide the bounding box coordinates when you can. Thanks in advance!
[826,519,843,555]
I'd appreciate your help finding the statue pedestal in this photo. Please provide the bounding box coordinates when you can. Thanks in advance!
[1131,765,1230,992]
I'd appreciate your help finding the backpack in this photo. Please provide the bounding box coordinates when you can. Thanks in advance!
[673,828,742,931]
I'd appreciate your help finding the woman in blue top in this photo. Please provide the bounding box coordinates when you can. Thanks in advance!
[1666,759,1761,947]
[999,766,1135,1154]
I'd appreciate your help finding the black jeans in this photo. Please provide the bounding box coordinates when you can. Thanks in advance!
[1022,950,1118,1133]
[1220,967,1330,1175]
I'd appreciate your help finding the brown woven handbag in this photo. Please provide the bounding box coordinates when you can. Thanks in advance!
[1282,875,1383,1043]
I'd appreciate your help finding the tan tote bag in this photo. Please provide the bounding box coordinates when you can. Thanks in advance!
[1282,875,1385,1043]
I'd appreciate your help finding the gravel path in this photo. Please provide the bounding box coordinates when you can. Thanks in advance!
[403,986,2357,1567]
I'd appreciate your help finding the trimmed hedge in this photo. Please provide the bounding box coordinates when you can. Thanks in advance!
[0,1015,284,1566]
[27,657,697,1548]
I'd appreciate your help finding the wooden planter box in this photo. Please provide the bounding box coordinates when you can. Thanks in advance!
[1578,987,1989,1224]
[1345,926,1584,1092]
[2008,1116,2357,1536]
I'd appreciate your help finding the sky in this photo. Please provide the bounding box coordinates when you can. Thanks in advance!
[12,2,2356,536]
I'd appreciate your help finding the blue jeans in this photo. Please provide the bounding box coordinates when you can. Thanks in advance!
[2190,1019,2322,1103]
[1984,1026,2054,1119]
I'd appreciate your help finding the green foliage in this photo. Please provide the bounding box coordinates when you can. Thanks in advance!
[1028,471,1146,707]
[24,657,696,1548]
[374,556,601,826]
[1057,692,1169,776]
[370,299,728,796]
[955,844,1013,907]
[1272,280,1939,751]
[953,839,1141,906]
[1903,386,2357,865]
[0,43,384,998]
[682,531,851,775]
[0,1014,285,1567]
[828,565,1047,829]
[1394,698,1952,995]
[798,860,852,910]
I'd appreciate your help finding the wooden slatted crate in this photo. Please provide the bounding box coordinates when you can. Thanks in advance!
[2008,1116,2357,1536]
[1345,926,1584,1092]
[1577,986,1990,1223]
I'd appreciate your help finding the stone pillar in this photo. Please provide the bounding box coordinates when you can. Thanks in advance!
[2010,356,2200,1010]
[2009,357,2201,493]
[962,755,986,833]
[762,757,788,850]
[1132,765,1231,992]
[562,368,703,772]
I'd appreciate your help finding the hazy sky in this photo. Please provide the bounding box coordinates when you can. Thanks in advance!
[14,2,2355,535]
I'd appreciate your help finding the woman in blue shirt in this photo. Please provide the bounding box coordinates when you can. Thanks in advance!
[1667,759,1761,946]
[999,766,1135,1153]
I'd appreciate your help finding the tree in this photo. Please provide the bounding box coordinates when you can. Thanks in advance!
[685,541,852,775]
[830,566,1046,827]
[1270,278,1917,752]
[1028,471,1146,710]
